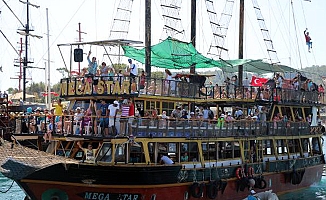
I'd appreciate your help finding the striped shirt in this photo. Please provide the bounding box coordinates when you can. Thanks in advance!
[121,105,130,117]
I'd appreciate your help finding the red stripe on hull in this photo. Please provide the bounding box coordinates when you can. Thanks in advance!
[20,164,323,200]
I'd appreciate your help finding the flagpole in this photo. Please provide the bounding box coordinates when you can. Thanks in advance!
[46,8,51,109]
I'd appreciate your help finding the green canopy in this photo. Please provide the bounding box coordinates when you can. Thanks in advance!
[224,60,297,74]
[123,37,297,74]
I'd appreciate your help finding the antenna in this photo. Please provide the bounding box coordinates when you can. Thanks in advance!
[19,0,41,101]
[76,23,87,74]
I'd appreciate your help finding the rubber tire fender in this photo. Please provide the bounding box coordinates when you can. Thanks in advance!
[206,181,218,199]
[258,178,267,189]
[190,182,204,198]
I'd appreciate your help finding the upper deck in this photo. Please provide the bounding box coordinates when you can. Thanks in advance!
[59,75,324,105]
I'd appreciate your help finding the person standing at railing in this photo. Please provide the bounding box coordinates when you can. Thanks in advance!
[318,84,324,103]
[138,70,146,94]
[87,51,98,76]
[120,99,130,136]
[259,106,267,135]
[100,62,109,81]
[164,69,173,95]
[98,100,108,136]
[306,114,312,125]
[217,114,225,128]
[52,99,63,123]
[128,58,138,80]
[128,99,135,135]
[116,69,124,86]
[108,100,119,136]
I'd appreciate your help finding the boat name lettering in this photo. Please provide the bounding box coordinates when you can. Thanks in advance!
[60,80,131,96]
[84,192,140,200]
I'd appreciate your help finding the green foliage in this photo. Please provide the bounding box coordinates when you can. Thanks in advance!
[301,65,326,85]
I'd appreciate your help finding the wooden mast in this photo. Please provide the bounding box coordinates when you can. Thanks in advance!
[22,0,30,101]
[190,0,196,74]
[145,0,151,77]
[238,0,244,86]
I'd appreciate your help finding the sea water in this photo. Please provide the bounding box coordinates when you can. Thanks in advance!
[1,140,326,200]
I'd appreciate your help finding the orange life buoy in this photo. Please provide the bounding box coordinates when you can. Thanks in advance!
[248,166,255,177]
[236,167,246,179]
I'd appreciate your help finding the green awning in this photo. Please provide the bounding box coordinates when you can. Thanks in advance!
[123,37,297,74]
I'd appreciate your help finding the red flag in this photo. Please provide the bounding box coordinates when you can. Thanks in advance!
[250,76,268,86]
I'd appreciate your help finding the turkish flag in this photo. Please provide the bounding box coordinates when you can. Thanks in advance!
[250,76,268,86]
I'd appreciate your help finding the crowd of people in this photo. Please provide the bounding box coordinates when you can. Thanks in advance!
[20,98,136,142]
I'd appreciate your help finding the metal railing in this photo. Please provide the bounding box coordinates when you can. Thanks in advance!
[12,114,320,138]
[59,76,323,103]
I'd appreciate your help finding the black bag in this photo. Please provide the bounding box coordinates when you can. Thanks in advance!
[208,110,214,119]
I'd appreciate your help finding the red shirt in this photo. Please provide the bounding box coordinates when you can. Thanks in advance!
[129,102,135,116]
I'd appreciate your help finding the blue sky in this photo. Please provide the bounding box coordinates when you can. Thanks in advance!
[0,0,325,92]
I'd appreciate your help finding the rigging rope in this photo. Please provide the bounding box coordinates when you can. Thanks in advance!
[0,180,15,193]
[290,0,303,70]
[299,0,308,29]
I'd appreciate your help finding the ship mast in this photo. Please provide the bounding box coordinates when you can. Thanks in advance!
[145,0,151,77]
[190,0,196,74]
[19,0,40,101]
[22,0,30,101]
[238,0,244,87]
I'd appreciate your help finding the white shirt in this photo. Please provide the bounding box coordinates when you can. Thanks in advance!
[130,63,138,76]
[161,156,174,164]
[74,112,84,121]
[108,104,119,117]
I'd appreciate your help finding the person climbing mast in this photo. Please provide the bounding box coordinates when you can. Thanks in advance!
[304,28,312,52]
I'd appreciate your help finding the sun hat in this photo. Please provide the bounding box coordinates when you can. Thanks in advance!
[122,99,128,104]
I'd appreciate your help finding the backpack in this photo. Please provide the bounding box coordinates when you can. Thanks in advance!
[208,110,214,119]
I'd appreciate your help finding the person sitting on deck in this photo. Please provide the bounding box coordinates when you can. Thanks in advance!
[217,114,225,128]
[44,118,54,143]
[77,141,101,163]
[181,152,189,162]
[160,154,174,164]
[247,190,258,200]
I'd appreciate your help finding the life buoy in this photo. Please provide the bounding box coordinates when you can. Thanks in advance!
[190,182,204,198]
[236,167,246,179]
[247,167,255,177]
[206,181,218,199]
[291,171,302,185]
[257,177,267,189]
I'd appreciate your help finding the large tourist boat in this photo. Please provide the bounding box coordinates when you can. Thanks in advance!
[1,1,325,200]
[1,49,325,200]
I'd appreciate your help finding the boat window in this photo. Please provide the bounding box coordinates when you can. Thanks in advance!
[130,144,145,163]
[288,139,300,154]
[263,140,274,155]
[243,140,256,162]
[162,102,175,116]
[280,107,291,120]
[301,138,309,153]
[97,143,113,163]
[220,141,240,159]
[312,137,321,155]
[115,144,126,163]
[276,139,287,154]
[155,142,179,163]
[145,101,160,113]
[294,108,303,121]
[185,142,199,162]
[202,142,217,161]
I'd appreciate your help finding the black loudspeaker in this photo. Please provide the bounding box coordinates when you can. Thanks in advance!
[74,48,83,62]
